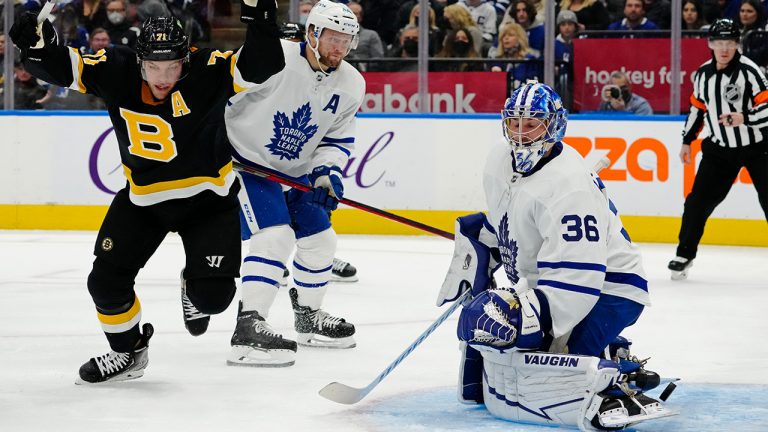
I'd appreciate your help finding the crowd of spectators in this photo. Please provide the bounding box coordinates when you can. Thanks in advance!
[4,0,768,110]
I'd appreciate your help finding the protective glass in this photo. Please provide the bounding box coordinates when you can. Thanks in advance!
[319,30,355,52]
[708,40,739,50]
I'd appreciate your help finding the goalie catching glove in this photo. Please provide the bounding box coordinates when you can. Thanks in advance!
[437,213,501,306]
[308,165,344,211]
[457,285,548,352]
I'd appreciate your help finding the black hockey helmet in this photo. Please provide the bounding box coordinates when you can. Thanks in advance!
[136,17,189,61]
[708,18,740,42]
[279,22,305,41]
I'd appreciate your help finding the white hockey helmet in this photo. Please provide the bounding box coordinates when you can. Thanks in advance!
[305,0,360,63]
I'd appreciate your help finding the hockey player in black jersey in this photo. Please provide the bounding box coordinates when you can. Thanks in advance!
[9,0,284,384]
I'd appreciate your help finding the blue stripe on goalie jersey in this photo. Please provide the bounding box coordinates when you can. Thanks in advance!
[604,272,648,292]
[592,174,632,242]
[537,279,601,297]
[538,261,607,272]
[317,143,351,156]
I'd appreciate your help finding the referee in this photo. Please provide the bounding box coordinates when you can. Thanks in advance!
[669,18,768,280]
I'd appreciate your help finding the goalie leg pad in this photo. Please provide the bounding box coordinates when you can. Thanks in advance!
[457,342,484,404]
[480,351,620,429]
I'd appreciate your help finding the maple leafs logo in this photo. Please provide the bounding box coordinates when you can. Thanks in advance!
[265,103,319,160]
[497,213,520,284]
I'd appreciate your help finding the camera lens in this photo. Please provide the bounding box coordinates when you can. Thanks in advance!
[610,88,621,99]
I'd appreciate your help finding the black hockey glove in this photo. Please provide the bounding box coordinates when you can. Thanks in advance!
[240,0,278,24]
[9,12,58,53]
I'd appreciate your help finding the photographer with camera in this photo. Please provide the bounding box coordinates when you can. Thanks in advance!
[598,71,653,114]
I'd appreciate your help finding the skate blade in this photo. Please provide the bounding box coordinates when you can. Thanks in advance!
[74,370,145,385]
[297,334,356,349]
[600,405,678,428]
[670,270,689,280]
[331,274,359,283]
[227,345,295,367]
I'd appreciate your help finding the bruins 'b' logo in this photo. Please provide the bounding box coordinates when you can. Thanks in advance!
[101,237,114,251]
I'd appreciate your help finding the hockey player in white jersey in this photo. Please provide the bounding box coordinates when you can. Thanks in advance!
[438,82,676,429]
[222,0,365,367]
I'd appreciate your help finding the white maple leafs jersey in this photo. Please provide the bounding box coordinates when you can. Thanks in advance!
[225,40,366,177]
[483,143,651,339]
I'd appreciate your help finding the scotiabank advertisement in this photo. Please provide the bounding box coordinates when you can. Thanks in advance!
[572,38,711,113]
[359,72,508,113]
[0,114,762,221]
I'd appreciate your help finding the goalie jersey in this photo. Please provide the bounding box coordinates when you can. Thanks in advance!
[225,40,366,177]
[22,29,269,206]
[483,142,651,340]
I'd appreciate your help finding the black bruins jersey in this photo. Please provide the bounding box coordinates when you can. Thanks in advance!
[24,22,283,206]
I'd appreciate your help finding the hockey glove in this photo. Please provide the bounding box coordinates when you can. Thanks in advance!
[240,0,278,23]
[437,213,501,306]
[9,12,58,53]
[457,288,545,353]
[308,166,344,212]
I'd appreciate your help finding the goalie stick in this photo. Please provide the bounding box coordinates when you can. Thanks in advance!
[317,155,616,405]
[233,161,454,240]
[319,289,472,405]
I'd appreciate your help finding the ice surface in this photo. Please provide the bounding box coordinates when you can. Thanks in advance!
[1,232,766,431]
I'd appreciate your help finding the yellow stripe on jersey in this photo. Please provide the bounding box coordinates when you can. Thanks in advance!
[230,52,247,94]
[123,161,233,196]
[67,47,87,93]
[98,296,142,334]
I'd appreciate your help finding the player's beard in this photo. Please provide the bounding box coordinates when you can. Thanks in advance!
[320,52,343,69]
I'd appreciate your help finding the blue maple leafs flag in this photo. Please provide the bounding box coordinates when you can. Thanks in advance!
[265,102,319,160]
[498,213,520,284]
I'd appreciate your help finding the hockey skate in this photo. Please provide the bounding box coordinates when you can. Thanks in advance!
[589,391,675,430]
[331,258,358,283]
[289,288,356,348]
[667,257,693,280]
[76,323,154,385]
[180,270,210,336]
[227,302,297,367]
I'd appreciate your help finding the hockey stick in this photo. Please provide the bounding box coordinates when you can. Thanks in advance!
[317,155,614,405]
[318,289,472,405]
[37,1,56,24]
[232,161,455,240]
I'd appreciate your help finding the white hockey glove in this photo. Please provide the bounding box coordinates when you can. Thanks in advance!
[457,286,546,353]
[437,213,501,306]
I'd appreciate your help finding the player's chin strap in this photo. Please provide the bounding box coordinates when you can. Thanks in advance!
[307,31,332,76]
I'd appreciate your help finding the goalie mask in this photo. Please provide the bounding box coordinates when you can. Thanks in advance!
[502,81,567,174]
[135,17,190,82]
[305,0,360,73]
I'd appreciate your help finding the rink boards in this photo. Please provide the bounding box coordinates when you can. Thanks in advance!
[0,111,765,246]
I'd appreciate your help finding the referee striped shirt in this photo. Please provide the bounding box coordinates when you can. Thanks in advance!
[682,52,768,148]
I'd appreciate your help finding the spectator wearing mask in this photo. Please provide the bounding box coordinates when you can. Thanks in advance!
[406,3,443,55]
[104,0,139,48]
[608,0,660,30]
[443,3,485,56]
[386,24,420,72]
[346,1,384,71]
[434,28,484,71]
[598,71,653,114]
[488,22,541,90]
[298,0,314,26]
